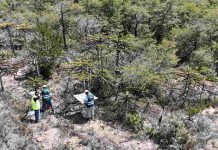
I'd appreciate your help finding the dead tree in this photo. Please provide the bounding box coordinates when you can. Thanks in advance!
[0,68,8,92]
[6,25,15,56]
[0,75,4,92]
[60,4,69,51]
[33,58,40,76]
[179,72,192,108]
[160,69,218,109]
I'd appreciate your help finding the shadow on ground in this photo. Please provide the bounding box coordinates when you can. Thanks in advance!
[21,118,35,124]
[64,112,89,124]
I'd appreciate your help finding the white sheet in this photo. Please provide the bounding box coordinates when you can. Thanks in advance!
[73,93,98,104]
[27,111,35,116]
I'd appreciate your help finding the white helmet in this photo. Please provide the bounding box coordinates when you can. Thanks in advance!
[43,85,47,88]
[84,90,89,93]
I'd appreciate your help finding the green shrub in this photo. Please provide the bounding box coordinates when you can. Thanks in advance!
[187,107,201,117]
[25,77,47,90]
[187,99,218,117]
[127,111,142,131]
[146,127,157,138]
[0,50,14,59]
[147,115,189,149]
[30,21,63,79]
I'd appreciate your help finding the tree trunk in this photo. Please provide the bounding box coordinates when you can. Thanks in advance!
[116,38,120,68]
[134,14,139,37]
[96,46,100,69]
[63,76,71,97]
[60,4,68,51]
[0,76,4,92]
[134,22,139,37]
[84,19,89,37]
[34,59,40,76]
[180,72,191,108]
[6,26,15,56]
[96,37,102,70]
[100,46,103,73]
[216,62,218,76]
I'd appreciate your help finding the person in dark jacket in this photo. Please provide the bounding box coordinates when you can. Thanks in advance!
[84,90,94,120]
[41,85,55,114]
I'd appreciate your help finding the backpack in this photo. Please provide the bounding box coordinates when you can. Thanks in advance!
[86,93,94,107]
[41,88,51,102]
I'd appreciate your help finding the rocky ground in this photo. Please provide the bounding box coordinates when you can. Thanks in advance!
[0,68,158,150]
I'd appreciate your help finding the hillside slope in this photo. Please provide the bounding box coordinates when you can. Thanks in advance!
[1,69,157,150]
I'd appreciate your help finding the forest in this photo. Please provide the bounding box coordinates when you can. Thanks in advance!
[0,0,218,149]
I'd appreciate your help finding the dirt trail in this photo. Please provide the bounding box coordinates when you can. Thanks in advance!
[2,72,158,150]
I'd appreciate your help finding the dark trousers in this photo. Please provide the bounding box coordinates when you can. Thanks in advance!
[41,103,55,114]
[34,109,40,123]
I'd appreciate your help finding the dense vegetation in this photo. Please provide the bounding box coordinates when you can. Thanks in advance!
[0,0,218,149]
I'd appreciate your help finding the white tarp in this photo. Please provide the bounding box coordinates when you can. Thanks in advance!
[73,93,98,104]
[29,91,36,97]
[27,111,35,116]
[26,111,41,120]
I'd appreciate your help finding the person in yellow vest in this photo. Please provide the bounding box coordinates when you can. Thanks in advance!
[31,96,40,123]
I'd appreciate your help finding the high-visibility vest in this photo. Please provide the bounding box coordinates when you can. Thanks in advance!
[31,97,40,110]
